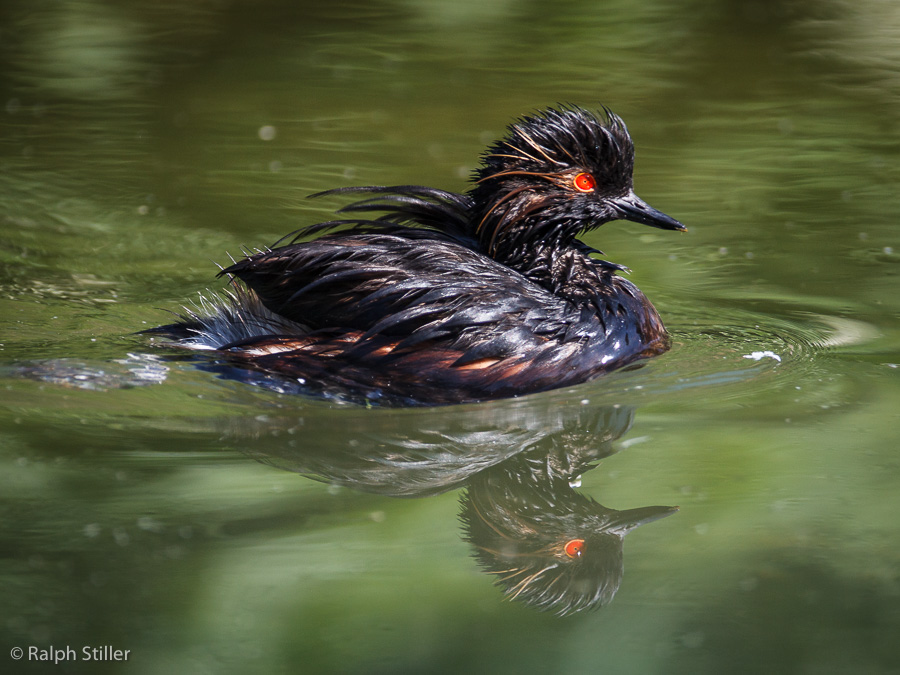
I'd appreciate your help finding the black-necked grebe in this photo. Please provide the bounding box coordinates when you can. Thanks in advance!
[149,105,685,405]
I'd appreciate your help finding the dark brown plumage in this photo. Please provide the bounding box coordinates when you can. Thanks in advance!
[149,105,685,405]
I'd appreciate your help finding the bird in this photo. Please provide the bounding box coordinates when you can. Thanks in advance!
[149,105,685,405]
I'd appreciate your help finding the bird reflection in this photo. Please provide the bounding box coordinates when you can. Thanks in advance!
[461,446,676,614]
[231,400,677,615]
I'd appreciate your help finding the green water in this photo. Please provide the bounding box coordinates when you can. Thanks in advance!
[2,1,899,673]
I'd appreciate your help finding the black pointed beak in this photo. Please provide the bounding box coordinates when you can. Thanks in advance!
[612,191,686,232]
[605,504,679,535]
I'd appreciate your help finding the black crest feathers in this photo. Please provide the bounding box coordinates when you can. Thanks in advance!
[469,105,638,259]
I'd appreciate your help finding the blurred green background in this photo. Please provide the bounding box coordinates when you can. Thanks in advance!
[1,0,899,673]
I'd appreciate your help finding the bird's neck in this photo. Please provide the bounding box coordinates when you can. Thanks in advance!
[499,242,613,304]
[470,183,580,256]
[468,188,617,302]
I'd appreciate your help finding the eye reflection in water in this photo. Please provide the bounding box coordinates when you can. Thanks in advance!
[236,401,678,616]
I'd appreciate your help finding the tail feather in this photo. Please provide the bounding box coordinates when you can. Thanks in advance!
[148,283,308,350]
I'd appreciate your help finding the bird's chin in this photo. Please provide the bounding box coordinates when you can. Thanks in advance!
[582,217,614,232]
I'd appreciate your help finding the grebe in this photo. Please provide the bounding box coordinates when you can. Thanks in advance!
[150,105,685,405]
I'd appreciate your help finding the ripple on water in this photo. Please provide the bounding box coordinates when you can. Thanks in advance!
[623,302,881,403]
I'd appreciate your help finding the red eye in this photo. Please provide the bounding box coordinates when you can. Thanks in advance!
[573,173,596,192]
[564,539,585,558]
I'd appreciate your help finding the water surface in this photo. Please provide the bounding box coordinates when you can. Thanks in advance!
[2,1,899,673]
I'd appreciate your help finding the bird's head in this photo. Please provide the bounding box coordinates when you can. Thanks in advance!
[470,105,685,261]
